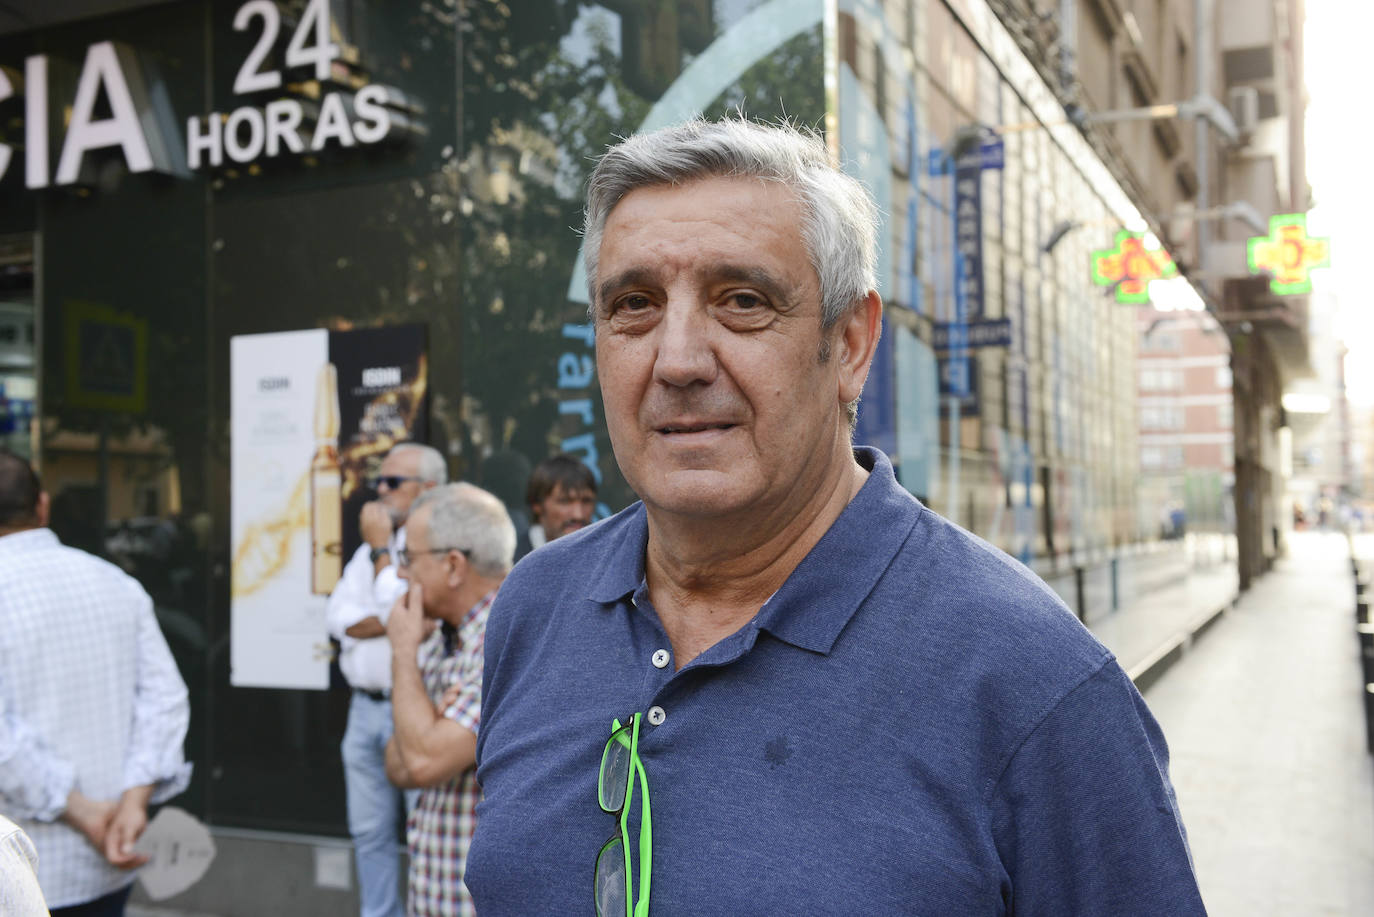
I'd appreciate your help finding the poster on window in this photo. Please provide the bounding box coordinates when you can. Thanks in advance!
[230,325,428,689]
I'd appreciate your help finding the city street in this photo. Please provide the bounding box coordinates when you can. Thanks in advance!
[1144,531,1374,915]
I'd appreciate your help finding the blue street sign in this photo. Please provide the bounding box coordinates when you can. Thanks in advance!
[938,355,972,398]
[979,139,1004,170]
[928,137,1005,176]
[933,318,1013,350]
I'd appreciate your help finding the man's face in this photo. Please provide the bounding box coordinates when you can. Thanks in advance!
[532,483,596,540]
[593,175,851,520]
[377,449,425,525]
[395,505,445,616]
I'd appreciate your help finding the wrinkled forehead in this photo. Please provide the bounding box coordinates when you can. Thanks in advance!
[404,503,433,545]
[380,449,420,477]
[548,482,597,502]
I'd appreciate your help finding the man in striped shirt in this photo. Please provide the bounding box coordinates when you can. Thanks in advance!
[383,483,514,917]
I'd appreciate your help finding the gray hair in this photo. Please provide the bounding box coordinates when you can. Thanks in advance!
[411,483,516,578]
[390,443,448,485]
[582,117,880,330]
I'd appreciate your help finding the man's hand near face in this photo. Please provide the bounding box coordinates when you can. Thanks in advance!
[344,501,399,640]
[386,584,477,790]
[360,501,394,551]
[385,583,428,656]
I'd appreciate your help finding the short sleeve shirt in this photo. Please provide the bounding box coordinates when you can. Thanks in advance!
[467,448,1204,915]
[405,591,492,917]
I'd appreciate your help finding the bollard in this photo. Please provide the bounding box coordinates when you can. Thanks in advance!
[1074,567,1086,622]
[1110,557,1120,612]
[1366,683,1374,755]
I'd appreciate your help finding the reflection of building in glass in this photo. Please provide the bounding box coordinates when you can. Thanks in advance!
[1136,307,1234,537]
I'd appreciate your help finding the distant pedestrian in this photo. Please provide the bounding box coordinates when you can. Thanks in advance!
[326,442,445,917]
[0,451,192,915]
[384,484,514,917]
[513,453,597,561]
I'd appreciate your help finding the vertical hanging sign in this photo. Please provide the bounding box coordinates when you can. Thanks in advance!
[953,154,985,320]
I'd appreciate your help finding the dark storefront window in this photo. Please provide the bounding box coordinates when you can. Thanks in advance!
[0,0,823,836]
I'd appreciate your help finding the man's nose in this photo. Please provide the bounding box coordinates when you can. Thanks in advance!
[653,301,718,388]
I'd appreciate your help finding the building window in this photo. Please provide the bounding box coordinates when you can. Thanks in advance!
[1215,365,1232,388]
[1140,405,1184,429]
[1217,402,1233,428]
[1140,368,1183,391]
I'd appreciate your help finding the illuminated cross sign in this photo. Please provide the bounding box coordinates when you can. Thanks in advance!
[1247,213,1330,295]
[1090,231,1177,304]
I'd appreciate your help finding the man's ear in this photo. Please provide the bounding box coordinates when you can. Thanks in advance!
[446,549,468,589]
[836,290,883,406]
[36,492,50,528]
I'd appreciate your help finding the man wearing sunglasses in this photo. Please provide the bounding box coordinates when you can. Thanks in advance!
[467,118,1205,915]
[382,483,515,917]
[325,442,445,917]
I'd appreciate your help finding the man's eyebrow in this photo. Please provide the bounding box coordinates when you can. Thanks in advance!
[703,263,804,309]
[703,264,788,292]
[596,267,659,307]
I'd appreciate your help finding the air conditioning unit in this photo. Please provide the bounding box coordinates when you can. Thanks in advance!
[1227,87,1260,143]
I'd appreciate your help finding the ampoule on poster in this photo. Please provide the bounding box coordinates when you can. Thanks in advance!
[310,362,343,595]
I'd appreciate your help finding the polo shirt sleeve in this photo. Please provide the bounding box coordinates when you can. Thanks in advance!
[989,659,1206,915]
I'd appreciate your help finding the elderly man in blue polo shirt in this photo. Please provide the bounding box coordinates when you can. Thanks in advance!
[466,118,1205,915]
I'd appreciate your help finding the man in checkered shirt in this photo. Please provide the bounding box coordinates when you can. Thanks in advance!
[0,451,191,914]
[382,483,514,917]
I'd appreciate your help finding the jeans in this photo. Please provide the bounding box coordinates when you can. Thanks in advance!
[343,691,409,917]
[50,883,132,917]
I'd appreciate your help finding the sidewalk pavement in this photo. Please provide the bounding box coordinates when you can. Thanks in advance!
[1142,530,1374,915]
[1085,533,1238,685]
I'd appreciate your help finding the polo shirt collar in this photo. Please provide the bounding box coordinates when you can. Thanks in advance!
[585,504,650,605]
[585,448,924,656]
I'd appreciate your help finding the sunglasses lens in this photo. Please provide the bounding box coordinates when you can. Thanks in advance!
[598,725,632,812]
[594,835,627,917]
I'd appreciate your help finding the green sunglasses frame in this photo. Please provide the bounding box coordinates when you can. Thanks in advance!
[595,712,652,917]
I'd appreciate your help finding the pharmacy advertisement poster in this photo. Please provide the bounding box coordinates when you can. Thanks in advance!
[230,325,428,689]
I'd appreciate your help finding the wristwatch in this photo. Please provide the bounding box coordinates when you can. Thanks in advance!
[369,546,389,564]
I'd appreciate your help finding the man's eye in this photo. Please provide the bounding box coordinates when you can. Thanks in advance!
[726,292,765,310]
[615,294,653,312]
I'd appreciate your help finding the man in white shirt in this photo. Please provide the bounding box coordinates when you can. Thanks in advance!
[0,451,192,915]
[326,443,445,917]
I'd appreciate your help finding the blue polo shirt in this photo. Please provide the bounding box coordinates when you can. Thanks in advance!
[468,448,1203,915]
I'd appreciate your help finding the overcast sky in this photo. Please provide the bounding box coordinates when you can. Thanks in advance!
[1305,0,1373,403]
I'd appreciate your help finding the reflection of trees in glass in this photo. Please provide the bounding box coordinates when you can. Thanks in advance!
[701,27,824,130]
[456,3,652,505]
[457,10,824,513]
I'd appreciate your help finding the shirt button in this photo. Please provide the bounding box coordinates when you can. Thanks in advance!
[651,649,670,669]
[647,706,666,726]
